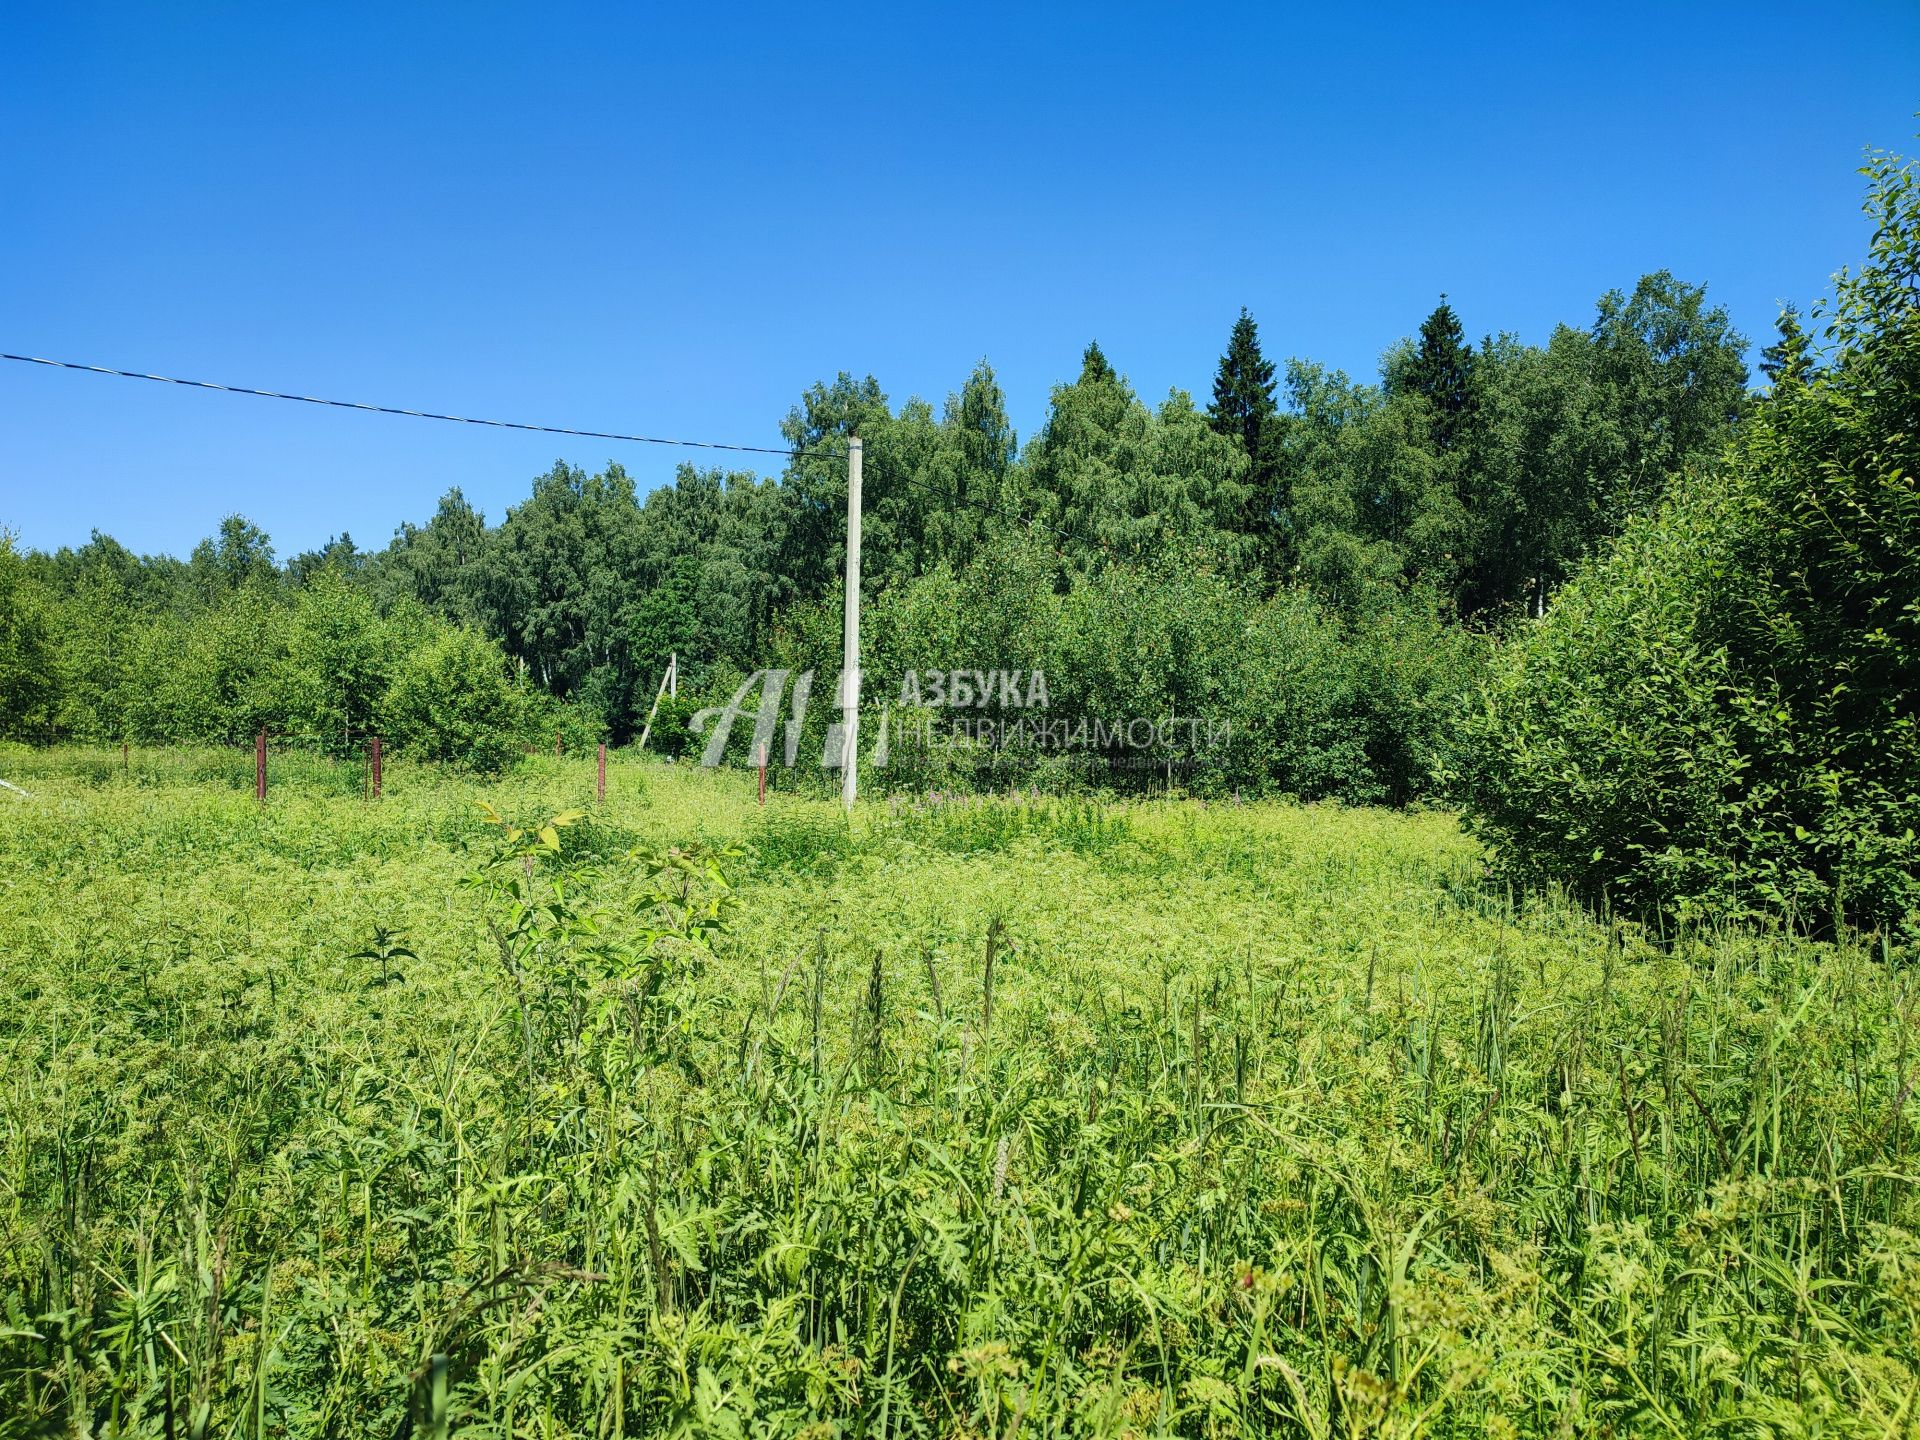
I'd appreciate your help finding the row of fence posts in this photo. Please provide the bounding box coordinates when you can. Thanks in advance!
[109,727,786,812]
[237,729,613,805]
[249,727,381,800]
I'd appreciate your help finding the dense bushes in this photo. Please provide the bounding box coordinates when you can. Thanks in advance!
[1228,589,1482,804]
[665,526,1482,803]
[1452,152,1920,932]
[0,537,56,736]
[382,625,534,772]
[18,563,548,772]
[845,536,1484,801]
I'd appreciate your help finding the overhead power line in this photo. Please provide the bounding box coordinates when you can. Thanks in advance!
[1,351,828,458]
[4,348,1107,550]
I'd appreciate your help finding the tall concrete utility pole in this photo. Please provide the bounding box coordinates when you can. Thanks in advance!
[841,436,863,810]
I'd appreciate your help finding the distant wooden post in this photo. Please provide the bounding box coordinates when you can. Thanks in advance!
[596,743,607,804]
[555,727,563,757]
[757,744,767,806]
[369,735,383,799]
[121,740,129,774]
[255,728,267,802]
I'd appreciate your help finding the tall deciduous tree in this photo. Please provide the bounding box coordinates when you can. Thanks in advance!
[950,359,1017,490]
[378,488,490,625]
[1588,270,1748,517]
[188,515,276,601]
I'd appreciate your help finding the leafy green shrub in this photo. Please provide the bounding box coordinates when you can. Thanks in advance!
[1452,151,1920,931]
[641,691,702,759]
[271,570,396,750]
[0,535,56,739]
[1225,587,1483,803]
[383,625,531,772]
[858,538,1485,803]
[124,582,285,744]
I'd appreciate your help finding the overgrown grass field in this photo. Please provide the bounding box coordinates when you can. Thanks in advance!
[0,747,1914,1437]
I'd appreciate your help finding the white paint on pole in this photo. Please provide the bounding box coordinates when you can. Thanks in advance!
[841,436,863,810]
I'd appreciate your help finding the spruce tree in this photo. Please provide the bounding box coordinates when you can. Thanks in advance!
[1079,340,1117,386]
[1760,304,1812,388]
[1403,297,1476,450]
[1207,308,1283,557]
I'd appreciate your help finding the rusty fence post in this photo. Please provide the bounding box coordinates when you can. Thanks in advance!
[369,735,383,799]
[757,744,767,807]
[596,743,606,805]
[255,727,267,803]
[555,727,563,757]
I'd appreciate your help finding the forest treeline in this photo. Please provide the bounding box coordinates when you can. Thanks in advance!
[3,151,1912,928]
[2,265,1747,778]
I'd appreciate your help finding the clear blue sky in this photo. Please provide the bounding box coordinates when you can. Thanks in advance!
[3,2,1915,559]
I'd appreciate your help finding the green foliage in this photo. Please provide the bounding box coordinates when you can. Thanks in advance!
[1588,269,1749,516]
[371,486,488,624]
[272,569,395,748]
[1453,151,1920,931]
[23,534,545,767]
[867,537,1481,801]
[1028,357,1253,566]
[1284,366,1464,608]
[641,691,703,760]
[187,512,276,600]
[0,757,1914,1435]
[1208,308,1285,562]
[383,624,531,772]
[47,562,137,739]
[1234,588,1485,804]
[1398,298,1477,452]
[0,534,56,738]
[124,580,284,744]
[1458,329,1614,615]
[478,461,646,704]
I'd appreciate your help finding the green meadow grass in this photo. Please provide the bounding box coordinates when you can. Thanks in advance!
[0,745,1914,1437]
